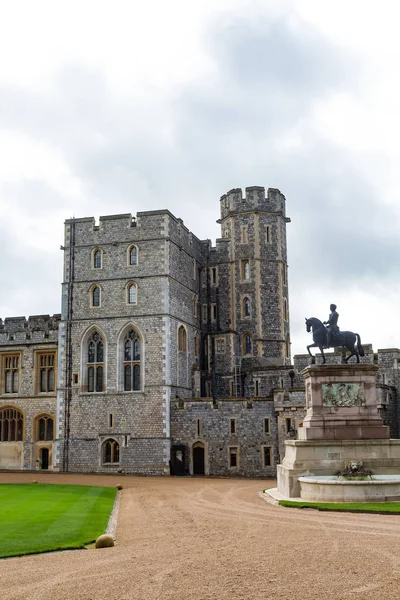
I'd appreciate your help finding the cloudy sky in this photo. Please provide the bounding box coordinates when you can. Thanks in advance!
[1,0,400,356]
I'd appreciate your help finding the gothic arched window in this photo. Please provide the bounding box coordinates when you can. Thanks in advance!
[123,329,141,391]
[242,333,252,356]
[92,248,103,269]
[128,245,138,266]
[178,325,187,352]
[92,285,101,308]
[102,439,120,464]
[0,407,23,442]
[87,331,104,392]
[35,415,54,441]
[127,282,137,305]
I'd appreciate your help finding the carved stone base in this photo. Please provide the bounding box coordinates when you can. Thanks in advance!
[277,439,400,498]
[299,364,389,441]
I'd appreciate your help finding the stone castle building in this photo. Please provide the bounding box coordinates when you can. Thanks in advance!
[0,186,399,476]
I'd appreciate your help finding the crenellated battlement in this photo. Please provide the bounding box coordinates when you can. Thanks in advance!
[0,314,60,344]
[219,185,287,221]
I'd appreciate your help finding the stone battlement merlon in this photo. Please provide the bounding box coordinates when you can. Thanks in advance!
[0,314,61,345]
[219,185,287,221]
[65,209,203,252]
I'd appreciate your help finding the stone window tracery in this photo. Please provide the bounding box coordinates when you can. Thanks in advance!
[102,439,120,464]
[87,331,104,392]
[0,407,23,442]
[123,329,141,391]
[2,355,20,394]
[35,415,54,441]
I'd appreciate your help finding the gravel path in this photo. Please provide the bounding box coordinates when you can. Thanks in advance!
[1,472,400,599]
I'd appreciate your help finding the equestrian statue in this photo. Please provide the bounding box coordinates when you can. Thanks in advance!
[305,304,364,364]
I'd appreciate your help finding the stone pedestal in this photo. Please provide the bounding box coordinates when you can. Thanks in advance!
[276,364,393,499]
[299,364,389,440]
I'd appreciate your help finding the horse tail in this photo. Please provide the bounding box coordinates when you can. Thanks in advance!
[356,334,365,357]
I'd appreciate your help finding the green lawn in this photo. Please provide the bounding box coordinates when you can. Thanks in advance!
[0,484,117,559]
[279,500,400,513]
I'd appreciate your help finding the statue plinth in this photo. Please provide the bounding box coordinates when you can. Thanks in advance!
[275,363,393,499]
[298,364,389,441]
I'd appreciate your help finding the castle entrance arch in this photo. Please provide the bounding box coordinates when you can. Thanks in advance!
[192,442,205,475]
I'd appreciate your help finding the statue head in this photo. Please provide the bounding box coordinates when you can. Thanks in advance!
[330,304,337,311]
[305,318,311,333]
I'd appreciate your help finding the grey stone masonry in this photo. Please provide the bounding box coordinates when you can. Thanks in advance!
[0,315,60,470]
[2,185,400,476]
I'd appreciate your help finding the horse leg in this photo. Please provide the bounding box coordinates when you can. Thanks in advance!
[307,343,318,357]
[319,346,326,364]
[345,344,358,363]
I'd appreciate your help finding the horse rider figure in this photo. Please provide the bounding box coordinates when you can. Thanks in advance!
[324,303,339,348]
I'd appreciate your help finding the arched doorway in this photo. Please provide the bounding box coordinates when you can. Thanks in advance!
[192,443,205,475]
[40,448,49,470]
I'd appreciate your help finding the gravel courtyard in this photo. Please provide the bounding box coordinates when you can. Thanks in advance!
[1,473,400,600]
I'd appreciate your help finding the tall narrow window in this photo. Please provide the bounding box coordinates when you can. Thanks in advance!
[129,245,138,266]
[284,298,289,321]
[242,334,252,356]
[92,286,101,307]
[87,331,104,392]
[93,248,102,269]
[193,295,198,317]
[202,304,207,323]
[241,226,248,243]
[0,407,23,441]
[243,297,251,317]
[216,338,225,354]
[38,353,56,393]
[266,226,271,243]
[178,326,187,352]
[211,304,217,321]
[263,446,272,467]
[127,282,137,305]
[285,417,292,434]
[194,333,198,357]
[102,439,120,464]
[263,417,270,434]
[36,416,54,441]
[229,447,239,468]
[241,260,250,281]
[123,329,141,391]
[210,267,218,285]
[230,418,237,435]
[3,355,20,394]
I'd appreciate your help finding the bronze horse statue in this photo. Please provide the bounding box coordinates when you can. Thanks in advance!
[305,317,365,364]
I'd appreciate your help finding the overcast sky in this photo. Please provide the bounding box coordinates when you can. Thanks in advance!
[1,0,400,357]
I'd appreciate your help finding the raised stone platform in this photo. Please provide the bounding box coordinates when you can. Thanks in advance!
[277,439,400,498]
[275,363,396,500]
[299,364,389,441]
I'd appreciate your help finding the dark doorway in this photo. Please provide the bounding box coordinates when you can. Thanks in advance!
[170,445,186,476]
[193,444,205,475]
[40,448,49,470]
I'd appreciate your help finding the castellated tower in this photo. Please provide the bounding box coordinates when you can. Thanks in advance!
[199,186,291,399]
